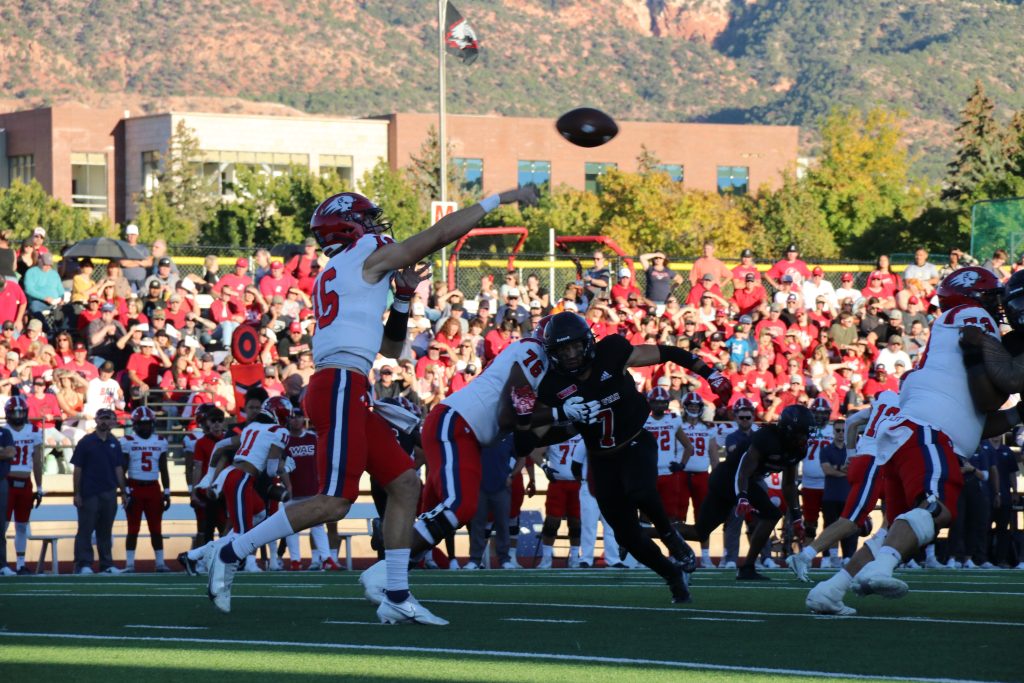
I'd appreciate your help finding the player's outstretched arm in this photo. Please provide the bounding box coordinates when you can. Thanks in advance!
[961,327,1024,400]
[364,186,539,280]
[627,344,732,403]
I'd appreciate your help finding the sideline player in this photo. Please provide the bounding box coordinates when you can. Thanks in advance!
[680,404,815,580]
[281,406,334,570]
[677,391,717,567]
[529,312,732,602]
[808,268,1014,611]
[801,397,834,543]
[208,186,537,623]
[121,407,172,572]
[178,406,228,575]
[532,435,584,568]
[789,391,896,587]
[645,388,690,532]
[3,396,44,575]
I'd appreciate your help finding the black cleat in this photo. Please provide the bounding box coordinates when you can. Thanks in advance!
[579,561,592,568]
[736,563,770,581]
[668,568,692,604]
[16,566,33,576]
[661,529,697,574]
[177,552,198,577]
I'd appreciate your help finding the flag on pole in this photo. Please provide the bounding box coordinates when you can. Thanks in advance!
[444,1,479,65]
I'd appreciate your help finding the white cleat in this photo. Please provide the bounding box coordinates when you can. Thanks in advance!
[806,582,857,616]
[0,566,17,576]
[462,561,480,571]
[448,559,461,571]
[537,556,553,570]
[852,559,907,599]
[207,545,239,614]
[924,557,943,569]
[721,560,737,570]
[359,560,386,605]
[501,561,520,570]
[903,559,921,570]
[377,596,449,626]
[786,554,811,582]
[101,566,124,574]
[423,557,440,569]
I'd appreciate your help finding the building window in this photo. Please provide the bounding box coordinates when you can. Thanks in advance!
[454,157,483,193]
[656,164,684,183]
[7,155,34,186]
[717,166,749,195]
[518,160,551,189]
[142,151,160,196]
[71,152,108,214]
[191,150,310,196]
[319,154,353,187]
[584,162,617,194]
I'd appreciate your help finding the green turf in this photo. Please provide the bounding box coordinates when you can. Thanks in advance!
[0,567,1020,682]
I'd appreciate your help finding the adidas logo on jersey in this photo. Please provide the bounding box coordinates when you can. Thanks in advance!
[600,371,613,381]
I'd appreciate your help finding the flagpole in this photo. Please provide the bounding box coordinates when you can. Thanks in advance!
[438,0,448,272]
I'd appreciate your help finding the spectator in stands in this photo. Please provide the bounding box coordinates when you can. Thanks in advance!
[119,224,147,292]
[143,257,179,294]
[102,259,132,301]
[86,303,126,366]
[259,260,298,299]
[15,238,36,281]
[253,248,273,283]
[277,322,312,364]
[766,243,811,289]
[0,229,15,280]
[285,238,320,284]
[69,258,99,305]
[686,272,724,307]
[523,274,549,311]
[433,317,463,357]
[863,363,898,398]
[72,407,127,574]
[23,252,63,318]
[639,251,683,308]
[938,248,970,280]
[83,362,123,423]
[730,273,767,316]
[258,328,279,366]
[147,240,179,278]
[282,350,314,386]
[31,227,49,256]
[218,258,253,298]
[13,319,47,356]
[982,249,1010,282]
[484,318,518,364]
[126,338,171,403]
[55,369,88,445]
[802,267,837,310]
[610,267,641,306]
[121,295,147,329]
[241,285,268,325]
[859,298,885,336]
[902,247,940,293]
[772,275,803,307]
[210,285,244,347]
[498,272,520,302]
[833,273,861,309]
[754,303,786,341]
[688,241,731,289]
[0,276,27,333]
[65,342,98,380]
[583,251,610,301]
[495,289,529,329]
[869,254,902,302]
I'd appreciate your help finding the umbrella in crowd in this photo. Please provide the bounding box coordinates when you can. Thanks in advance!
[63,237,149,260]
[269,243,303,260]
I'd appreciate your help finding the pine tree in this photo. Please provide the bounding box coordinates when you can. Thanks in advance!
[942,80,1010,205]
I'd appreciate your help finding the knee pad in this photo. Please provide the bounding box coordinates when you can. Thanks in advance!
[864,528,888,557]
[541,517,561,539]
[896,507,936,546]
[415,506,458,545]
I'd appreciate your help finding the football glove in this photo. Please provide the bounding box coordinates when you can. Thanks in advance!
[668,461,685,474]
[706,371,733,404]
[510,385,537,427]
[33,490,44,509]
[541,464,557,481]
[734,497,756,520]
[562,396,602,424]
[162,491,172,511]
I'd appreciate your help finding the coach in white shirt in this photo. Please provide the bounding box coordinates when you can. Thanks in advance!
[874,335,912,374]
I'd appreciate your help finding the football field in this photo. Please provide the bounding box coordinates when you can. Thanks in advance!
[0,566,1020,682]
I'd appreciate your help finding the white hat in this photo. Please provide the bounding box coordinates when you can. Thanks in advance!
[32,226,46,238]
[506,288,521,298]
[139,338,155,347]
[529,300,542,309]
[125,224,140,236]
[263,329,277,344]
[412,302,426,316]
[618,267,631,278]
[656,376,671,388]
[564,301,578,312]
[135,323,149,332]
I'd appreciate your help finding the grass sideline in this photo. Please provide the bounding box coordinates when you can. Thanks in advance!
[0,567,1020,682]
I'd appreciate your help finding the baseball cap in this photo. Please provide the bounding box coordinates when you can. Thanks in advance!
[812,266,824,276]
[710,331,725,341]
[151,310,166,319]
[2,321,14,330]
[33,227,46,238]
[506,288,521,298]
[770,302,784,312]
[740,248,754,258]
[841,273,854,282]
[888,335,904,345]
[87,293,100,303]
[125,223,140,236]
[781,274,794,283]
[742,357,755,366]
[618,267,630,278]
[27,319,43,331]
[304,237,317,247]
[271,260,284,270]
[100,303,115,312]
[701,273,714,281]
[564,301,578,312]
[95,408,117,420]
[739,314,752,324]
[787,293,798,302]
[158,257,171,267]
[270,295,284,305]
[168,294,182,303]
[134,323,149,332]
[786,243,798,252]
[530,300,542,309]
[744,273,755,282]
[37,253,53,266]
[908,296,920,305]
[6,351,18,361]
[235,257,249,268]
[656,376,671,388]
[875,362,887,371]
[895,359,906,367]
[289,321,302,333]
[148,280,161,289]
[199,351,214,362]
[412,302,426,316]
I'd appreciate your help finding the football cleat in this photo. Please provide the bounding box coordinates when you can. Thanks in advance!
[423,556,440,569]
[661,529,697,573]
[122,566,135,574]
[501,561,520,570]
[537,556,553,570]
[16,566,33,576]
[578,561,592,568]
[307,559,323,571]
[851,559,907,598]
[377,596,449,626]
[359,560,387,605]
[924,557,943,569]
[76,566,94,575]
[668,568,692,604]
[207,544,240,614]
[904,559,922,570]
[448,559,461,571]
[737,564,770,581]
[462,561,480,571]
[155,564,172,573]
[322,557,342,571]
[786,554,811,582]
[289,560,302,571]
[101,566,124,574]
[0,566,16,576]
[721,560,737,570]
[806,582,857,616]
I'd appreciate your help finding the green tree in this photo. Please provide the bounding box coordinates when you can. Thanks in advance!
[406,125,461,207]
[521,185,603,252]
[943,81,1015,212]
[752,173,838,259]
[357,160,428,241]
[0,179,115,247]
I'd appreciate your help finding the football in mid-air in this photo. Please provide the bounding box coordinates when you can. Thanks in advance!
[555,107,618,147]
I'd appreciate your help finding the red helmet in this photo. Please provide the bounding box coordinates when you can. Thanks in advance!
[732,397,755,415]
[4,395,28,425]
[260,396,294,427]
[936,266,1003,319]
[682,391,704,418]
[529,314,554,341]
[810,396,831,427]
[647,387,671,403]
[131,406,156,424]
[310,192,390,255]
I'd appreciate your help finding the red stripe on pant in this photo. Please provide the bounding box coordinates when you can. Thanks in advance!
[126,480,164,538]
[421,405,481,526]
[221,468,265,534]
[883,420,964,524]
[841,455,883,526]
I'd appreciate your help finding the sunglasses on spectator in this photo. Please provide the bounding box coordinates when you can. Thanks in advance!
[736,415,754,421]
[380,369,393,375]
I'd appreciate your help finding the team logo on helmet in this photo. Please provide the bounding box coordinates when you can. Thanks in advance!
[324,194,355,215]
[945,270,980,289]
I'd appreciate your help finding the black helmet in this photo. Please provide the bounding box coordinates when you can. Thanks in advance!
[544,312,595,376]
[1004,270,1024,330]
[778,404,815,444]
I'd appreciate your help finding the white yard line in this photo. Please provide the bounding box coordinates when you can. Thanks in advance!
[688,617,764,623]
[323,620,381,626]
[502,617,586,624]
[0,631,1006,683]
[124,625,208,631]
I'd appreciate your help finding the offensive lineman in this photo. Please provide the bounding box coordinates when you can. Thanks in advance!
[677,391,718,567]
[121,406,172,572]
[208,186,537,623]
[3,396,44,575]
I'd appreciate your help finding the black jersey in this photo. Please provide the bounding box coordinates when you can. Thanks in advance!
[537,334,648,455]
[723,424,804,478]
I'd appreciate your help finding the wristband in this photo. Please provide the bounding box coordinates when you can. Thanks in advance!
[188,485,193,493]
[479,194,501,213]
[391,299,410,314]
[36,490,45,497]
[552,406,566,423]
[163,488,171,496]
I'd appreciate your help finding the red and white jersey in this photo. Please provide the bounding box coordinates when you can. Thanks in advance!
[285,430,319,498]
[442,339,548,446]
[233,422,290,473]
[121,434,169,482]
[182,428,204,457]
[544,434,584,481]
[681,419,715,473]
[644,412,684,475]
[715,421,738,448]
[900,304,1001,456]
[312,232,397,375]
[802,424,833,489]
[855,390,903,465]
[6,423,42,475]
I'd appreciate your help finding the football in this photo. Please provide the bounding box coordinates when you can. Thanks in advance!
[555,107,618,147]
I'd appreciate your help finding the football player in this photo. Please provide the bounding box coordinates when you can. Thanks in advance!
[3,396,44,575]
[645,388,690,533]
[208,186,537,624]
[281,406,335,571]
[800,397,834,543]
[121,406,171,572]
[677,391,718,567]
[532,434,584,568]
[680,403,815,581]
[527,312,733,603]
[178,406,228,575]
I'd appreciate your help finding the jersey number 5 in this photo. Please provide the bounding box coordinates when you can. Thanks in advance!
[140,450,154,472]
[313,267,339,329]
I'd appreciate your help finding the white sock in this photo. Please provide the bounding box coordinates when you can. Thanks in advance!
[244,555,259,571]
[155,550,164,566]
[230,507,295,559]
[878,546,901,571]
[15,554,25,569]
[286,533,301,562]
[570,545,580,560]
[509,546,518,561]
[126,550,135,567]
[385,548,411,592]
[701,549,711,561]
[542,545,553,560]
[826,568,853,592]
[800,546,816,561]
[828,548,839,559]
[310,525,329,558]
[14,523,27,556]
